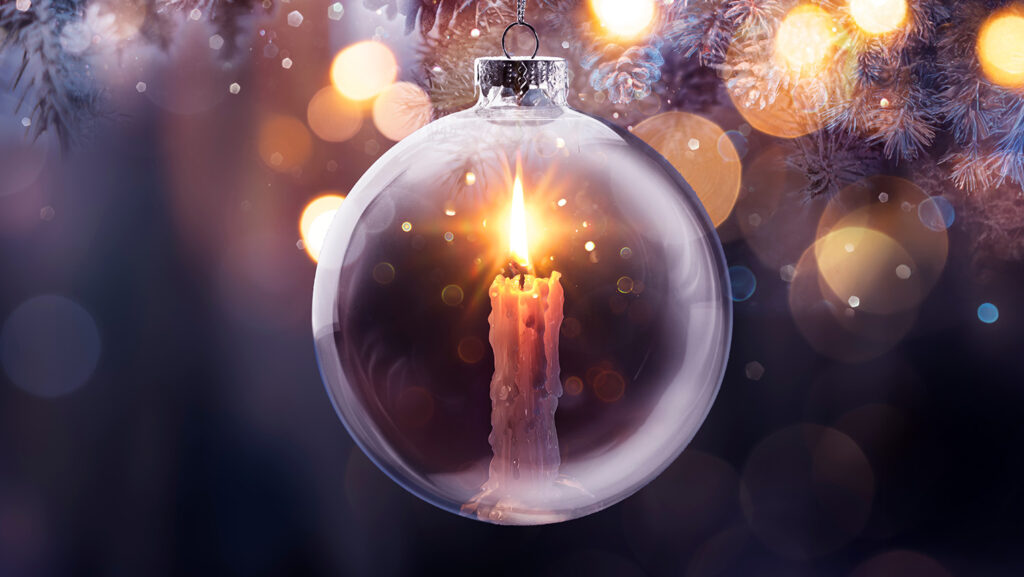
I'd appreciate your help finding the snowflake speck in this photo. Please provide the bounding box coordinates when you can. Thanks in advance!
[287,10,303,27]
[328,3,344,21]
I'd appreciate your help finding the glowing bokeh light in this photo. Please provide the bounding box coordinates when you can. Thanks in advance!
[723,28,842,140]
[851,550,953,577]
[848,0,908,35]
[373,262,395,284]
[729,265,757,302]
[742,424,874,559]
[814,227,921,315]
[736,147,830,268]
[372,82,432,142]
[917,196,956,232]
[775,4,839,75]
[307,86,363,143]
[258,115,313,172]
[789,236,918,362]
[978,302,999,324]
[633,112,742,227]
[978,9,1024,87]
[458,336,485,364]
[593,370,626,402]
[589,0,656,39]
[300,194,345,262]
[818,176,948,309]
[330,41,398,101]
[1,295,101,398]
[441,284,464,306]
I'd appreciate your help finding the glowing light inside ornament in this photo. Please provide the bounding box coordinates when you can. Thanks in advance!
[509,170,531,268]
[849,0,907,35]
[465,166,567,523]
[978,10,1024,87]
[775,4,839,75]
[300,194,345,262]
[589,0,655,39]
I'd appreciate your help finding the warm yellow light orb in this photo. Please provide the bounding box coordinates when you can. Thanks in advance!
[775,4,839,74]
[978,9,1024,87]
[589,0,656,39]
[330,41,398,101]
[849,0,907,35]
[633,111,742,227]
[814,226,920,315]
[258,115,313,172]
[300,194,345,262]
[307,86,363,143]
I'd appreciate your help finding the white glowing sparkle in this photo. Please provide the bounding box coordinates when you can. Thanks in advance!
[287,10,304,27]
[328,3,345,20]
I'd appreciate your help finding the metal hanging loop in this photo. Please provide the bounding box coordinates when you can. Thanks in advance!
[501,22,539,59]
[501,0,539,59]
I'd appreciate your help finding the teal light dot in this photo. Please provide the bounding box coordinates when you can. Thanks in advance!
[977,303,999,324]
[729,265,756,302]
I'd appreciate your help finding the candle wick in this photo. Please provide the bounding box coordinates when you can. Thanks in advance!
[502,259,530,289]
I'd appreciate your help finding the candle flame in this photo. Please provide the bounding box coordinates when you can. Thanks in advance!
[509,168,531,267]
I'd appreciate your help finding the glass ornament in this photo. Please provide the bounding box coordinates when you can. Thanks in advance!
[313,55,731,525]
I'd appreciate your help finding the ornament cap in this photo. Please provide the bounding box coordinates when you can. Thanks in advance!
[474,57,569,108]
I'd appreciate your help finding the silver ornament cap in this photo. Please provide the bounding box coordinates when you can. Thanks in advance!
[474,57,569,107]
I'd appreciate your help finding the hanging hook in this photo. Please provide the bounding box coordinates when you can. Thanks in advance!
[501,0,539,59]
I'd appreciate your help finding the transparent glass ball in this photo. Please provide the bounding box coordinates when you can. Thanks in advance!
[313,57,731,525]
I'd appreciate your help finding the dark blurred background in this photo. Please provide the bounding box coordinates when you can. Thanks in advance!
[2,1,1024,576]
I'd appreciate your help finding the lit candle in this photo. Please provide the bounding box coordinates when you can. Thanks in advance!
[466,166,565,521]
